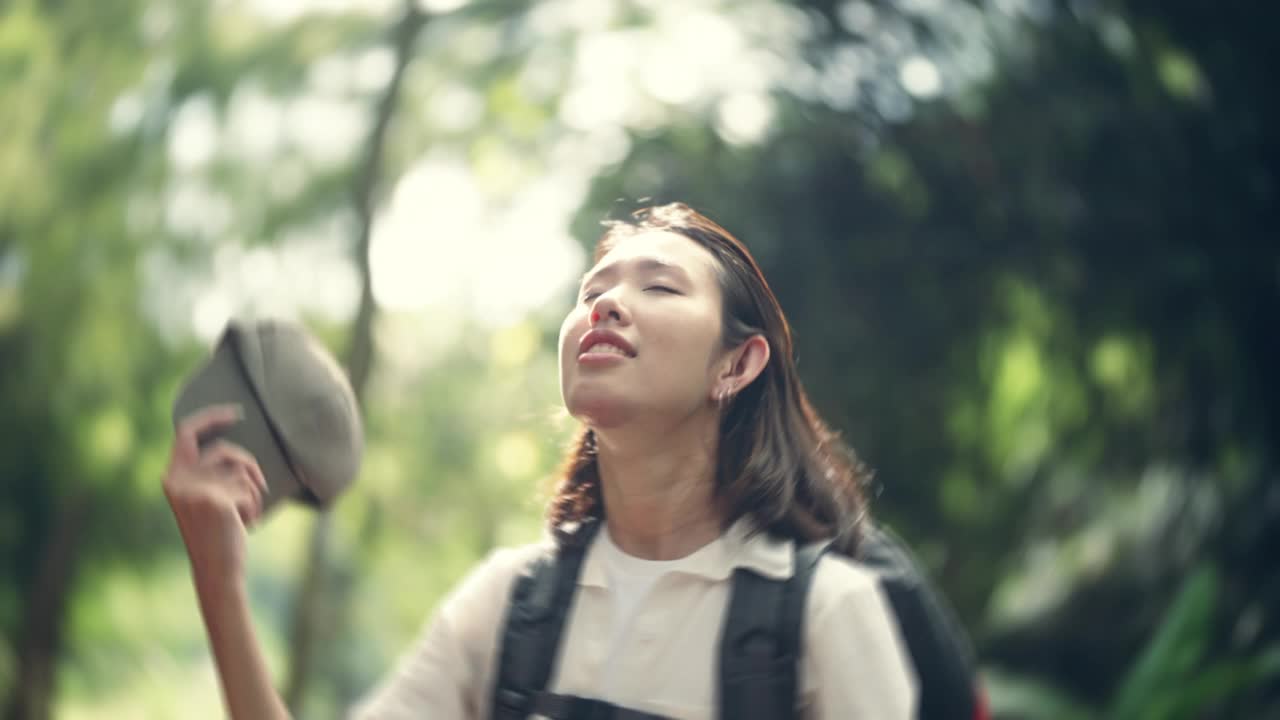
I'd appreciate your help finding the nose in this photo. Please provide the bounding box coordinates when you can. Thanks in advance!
[589,290,629,327]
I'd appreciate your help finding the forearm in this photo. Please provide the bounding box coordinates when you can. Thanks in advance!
[194,572,292,720]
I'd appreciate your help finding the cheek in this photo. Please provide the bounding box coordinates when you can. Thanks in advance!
[647,317,721,389]
[558,309,585,368]
[661,311,721,362]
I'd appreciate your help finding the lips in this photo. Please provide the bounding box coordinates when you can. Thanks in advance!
[578,328,636,358]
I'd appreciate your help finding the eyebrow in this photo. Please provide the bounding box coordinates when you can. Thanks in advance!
[579,257,691,287]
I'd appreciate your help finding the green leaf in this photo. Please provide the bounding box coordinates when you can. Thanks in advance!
[1108,565,1218,720]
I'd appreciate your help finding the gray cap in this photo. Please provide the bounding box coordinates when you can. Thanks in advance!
[172,319,364,514]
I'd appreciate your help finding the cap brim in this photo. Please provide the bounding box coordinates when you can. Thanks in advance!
[172,334,303,516]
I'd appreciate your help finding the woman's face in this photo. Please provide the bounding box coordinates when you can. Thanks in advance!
[559,230,726,430]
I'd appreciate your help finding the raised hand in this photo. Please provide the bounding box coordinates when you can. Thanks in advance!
[164,404,269,583]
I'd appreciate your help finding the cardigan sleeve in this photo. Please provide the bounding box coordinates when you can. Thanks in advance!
[349,544,545,719]
[801,554,919,719]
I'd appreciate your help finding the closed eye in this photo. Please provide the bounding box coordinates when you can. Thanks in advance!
[580,285,677,302]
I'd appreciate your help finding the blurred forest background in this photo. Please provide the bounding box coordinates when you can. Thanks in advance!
[1,0,1276,717]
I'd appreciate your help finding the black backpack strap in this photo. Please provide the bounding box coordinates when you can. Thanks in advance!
[528,693,674,719]
[491,521,602,720]
[859,524,979,720]
[718,539,829,720]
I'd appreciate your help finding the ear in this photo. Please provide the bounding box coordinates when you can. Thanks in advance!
[715,335,770,398]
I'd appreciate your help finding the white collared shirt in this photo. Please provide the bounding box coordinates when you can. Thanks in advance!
[352,520,918,719]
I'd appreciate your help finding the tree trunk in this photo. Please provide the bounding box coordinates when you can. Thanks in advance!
[282,2,425,712]
[4,496,90,720]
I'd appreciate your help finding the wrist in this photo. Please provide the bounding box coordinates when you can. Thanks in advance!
[192,562,248,608]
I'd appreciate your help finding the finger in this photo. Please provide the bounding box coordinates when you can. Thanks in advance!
[235,490,261,529]
[242,455,269,500]
[239,467,264,518]
[175,405,244,466]
[206,444,269,503]
[198,439,259,475]
[216,467,259,528]
[201,448,265,513]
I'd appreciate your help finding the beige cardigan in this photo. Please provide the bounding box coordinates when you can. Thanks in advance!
[352,520,918,719]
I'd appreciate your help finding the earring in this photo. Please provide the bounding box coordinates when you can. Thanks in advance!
[715,386,733,410]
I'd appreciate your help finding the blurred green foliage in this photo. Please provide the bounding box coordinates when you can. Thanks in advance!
[1,0,1276,718]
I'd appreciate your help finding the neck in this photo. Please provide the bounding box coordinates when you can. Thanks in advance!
[593,414,724,561]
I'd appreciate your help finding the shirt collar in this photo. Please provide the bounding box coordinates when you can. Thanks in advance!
[578,517,793,588]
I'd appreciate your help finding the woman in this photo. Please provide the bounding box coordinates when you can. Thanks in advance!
[165,203,918,719]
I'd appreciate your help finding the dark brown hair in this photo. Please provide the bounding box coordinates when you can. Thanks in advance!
[547,202,872,554]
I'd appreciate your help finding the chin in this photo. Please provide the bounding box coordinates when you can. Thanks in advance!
[565,387,632,429]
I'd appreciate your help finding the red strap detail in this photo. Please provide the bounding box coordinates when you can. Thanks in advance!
[973,684,991,720]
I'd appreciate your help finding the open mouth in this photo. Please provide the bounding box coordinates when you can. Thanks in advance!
[578,329,637,359]
[579,342,631,358]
